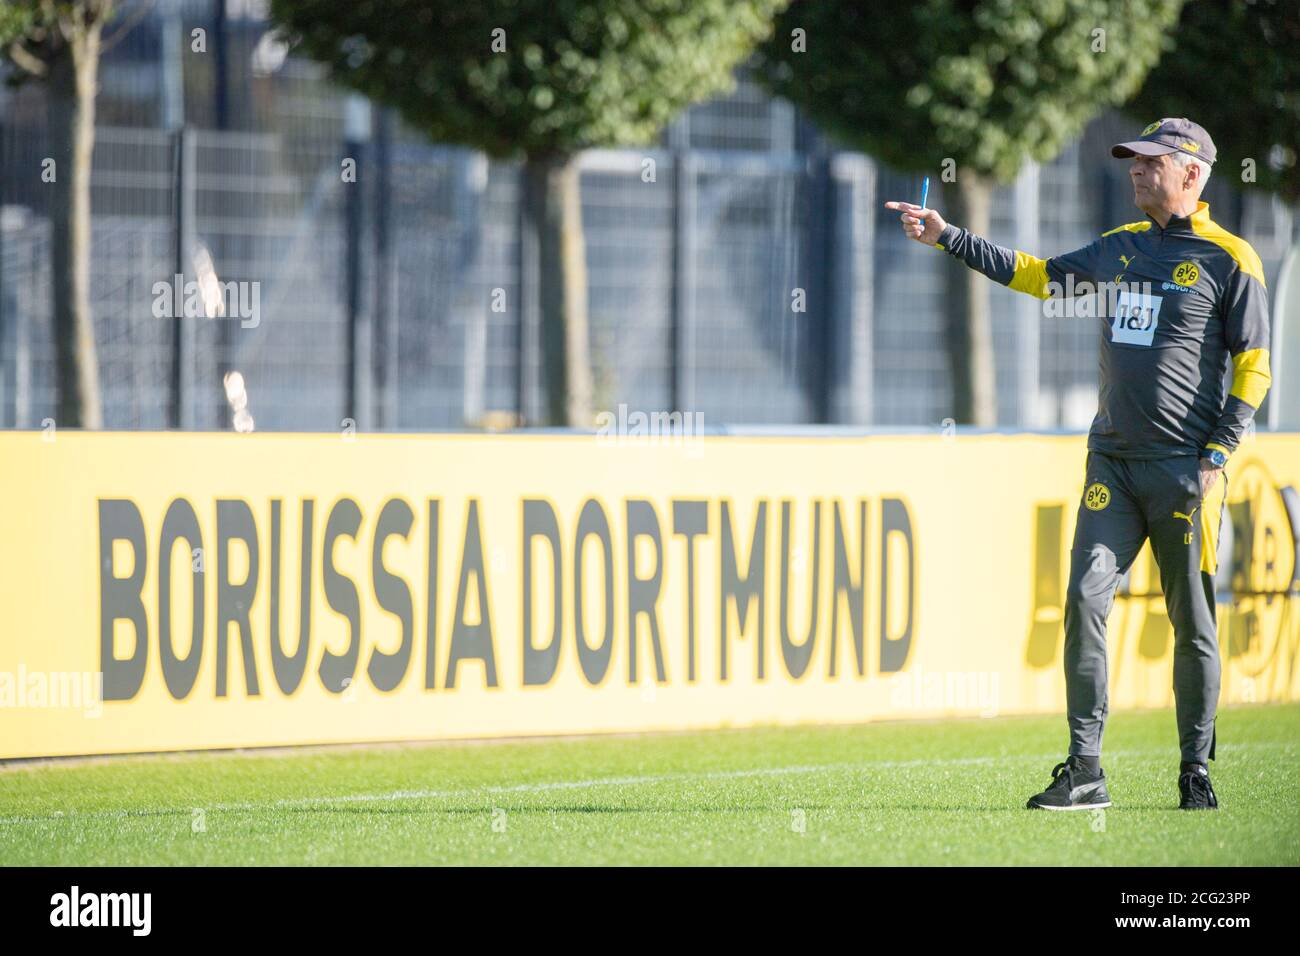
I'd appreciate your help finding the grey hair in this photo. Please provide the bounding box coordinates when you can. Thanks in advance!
[1170,150,1212,189]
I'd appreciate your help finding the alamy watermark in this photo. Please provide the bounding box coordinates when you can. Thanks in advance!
[595,404,705,456]
[152,273,261,328]
[889,666,1001,718]
[1041,277,1167,323]
[50,886,151,936]
[0,665,103,718]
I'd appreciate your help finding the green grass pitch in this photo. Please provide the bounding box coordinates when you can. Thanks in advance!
[2,703,1297,866]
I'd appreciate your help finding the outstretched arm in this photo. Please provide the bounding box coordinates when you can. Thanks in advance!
[884,200,1099,300]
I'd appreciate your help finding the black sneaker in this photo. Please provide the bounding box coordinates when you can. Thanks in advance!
[1178,764,1218,810]
[1026,757,1112,811]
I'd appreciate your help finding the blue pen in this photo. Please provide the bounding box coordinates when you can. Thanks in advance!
[920,176,929,211]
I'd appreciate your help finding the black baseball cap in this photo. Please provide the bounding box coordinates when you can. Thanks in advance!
[1111,117,1217,165]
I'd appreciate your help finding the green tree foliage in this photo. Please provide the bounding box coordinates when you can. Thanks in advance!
[1125,0,1300,202]
[756,0,1185,424]
[271,0,789,425]
[0,6,41,52]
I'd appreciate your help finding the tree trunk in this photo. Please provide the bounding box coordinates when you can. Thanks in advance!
[47,27,103,429]
[942,174,997,426]
[523,154,593,427]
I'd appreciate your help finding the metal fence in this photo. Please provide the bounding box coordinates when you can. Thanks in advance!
[2,53,1296,431]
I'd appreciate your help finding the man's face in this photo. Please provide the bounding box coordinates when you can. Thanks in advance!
[1129,153,1194,211]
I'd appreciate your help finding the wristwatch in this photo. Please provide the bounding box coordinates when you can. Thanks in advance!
[1200,448,1228,469]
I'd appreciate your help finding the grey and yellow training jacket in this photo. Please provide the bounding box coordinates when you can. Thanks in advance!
[936,200,1272,461]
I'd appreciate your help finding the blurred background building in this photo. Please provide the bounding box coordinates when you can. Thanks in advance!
[0,0,1295,431]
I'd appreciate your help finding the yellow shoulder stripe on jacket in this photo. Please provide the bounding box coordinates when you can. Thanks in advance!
[1230,347,1271,407]
[1192,219,1268,288]
[1008,251,1051,299]
[1101,221,1152,238]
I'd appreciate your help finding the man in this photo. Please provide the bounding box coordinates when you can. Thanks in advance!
[886,118,1272,810]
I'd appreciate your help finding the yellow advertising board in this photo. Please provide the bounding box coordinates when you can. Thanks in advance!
[1,431,1297,759]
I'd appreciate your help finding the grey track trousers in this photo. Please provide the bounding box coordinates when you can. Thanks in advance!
[1063,450,1227,765]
